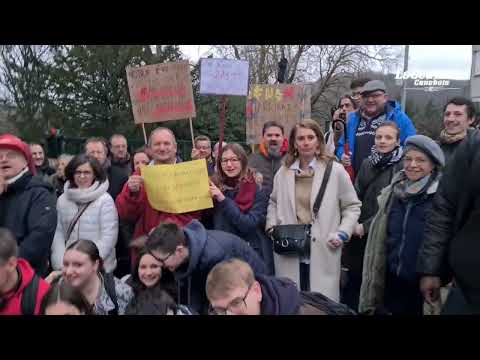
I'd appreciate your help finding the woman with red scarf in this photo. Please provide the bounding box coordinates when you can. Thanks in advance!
[208,143,274,275]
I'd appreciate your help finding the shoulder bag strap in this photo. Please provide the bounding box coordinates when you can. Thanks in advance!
[312,160,333,219]
[65,202,92,243]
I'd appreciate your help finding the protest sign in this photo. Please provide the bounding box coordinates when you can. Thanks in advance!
[245,83,311,144]
[199,58,249,96]
[141,159,213,214]
[126,61,196,125]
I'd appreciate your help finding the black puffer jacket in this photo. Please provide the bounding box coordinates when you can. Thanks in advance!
[0,171,57,275]
[417,130,480,311]
[174,220,267,314]
[343,158,403,274]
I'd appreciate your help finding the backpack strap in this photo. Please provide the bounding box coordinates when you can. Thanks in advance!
[21,274,40,315]
[103,273,119,315]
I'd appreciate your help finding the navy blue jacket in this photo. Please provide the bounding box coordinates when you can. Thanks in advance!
[212,185,267,250]
[0,171,57,275]
[212,185,274,274]
[174,220,267,314]
[386,191,435,284]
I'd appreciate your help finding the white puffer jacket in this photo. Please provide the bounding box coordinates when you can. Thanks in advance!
[51,179,119,273]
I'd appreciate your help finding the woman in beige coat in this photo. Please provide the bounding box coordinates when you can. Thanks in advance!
[266,119,361,301]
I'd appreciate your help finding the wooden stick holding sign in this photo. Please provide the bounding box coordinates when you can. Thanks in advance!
[142,123,148,145]
[189,117,195,146]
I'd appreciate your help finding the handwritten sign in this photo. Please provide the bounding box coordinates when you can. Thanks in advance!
[199,58,249,96]
[141,159,213,214]
[126,61,196,124]
[245,84,311,144]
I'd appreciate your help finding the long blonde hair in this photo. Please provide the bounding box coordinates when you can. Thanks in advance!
[285,119,335,167]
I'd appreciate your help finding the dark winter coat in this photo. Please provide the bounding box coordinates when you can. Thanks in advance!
[0,171,57,275]
[417,129,480,312]
[360,171,439,314]
[48,174,66,198]
[35,160,55,182]
[111,155,132,177]
[257,274,354,315]
[174,220,267,314]
[343,159,403,274]
[106,163,129,201]
[439,129,474,166]
[248,152,284,199]
[212,184,273,274]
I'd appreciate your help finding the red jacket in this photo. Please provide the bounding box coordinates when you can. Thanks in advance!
[115,173,202,241]
[0,259,50,315]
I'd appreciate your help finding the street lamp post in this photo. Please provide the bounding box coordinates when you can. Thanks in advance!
[401,45,410,112]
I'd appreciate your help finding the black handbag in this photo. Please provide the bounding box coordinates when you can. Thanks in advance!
[271,160,333,256]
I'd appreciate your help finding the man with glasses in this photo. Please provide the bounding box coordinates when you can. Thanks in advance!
[350,78,371,108]
[0,134,57,276]
[145,220,267,314]
[336,80,416,177]
[206,258,355,315]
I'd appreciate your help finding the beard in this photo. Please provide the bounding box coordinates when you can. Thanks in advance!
[267,142,282,157]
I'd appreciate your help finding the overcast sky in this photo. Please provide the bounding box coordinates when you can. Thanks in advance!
[179,45,473,80]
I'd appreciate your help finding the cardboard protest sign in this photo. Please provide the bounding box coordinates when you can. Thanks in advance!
[141,160,213,214]
[199,58,249,96]
[126,61,196,124]
[245,84,311,144]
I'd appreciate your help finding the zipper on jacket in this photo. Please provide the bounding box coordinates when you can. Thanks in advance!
[396,201,413,277]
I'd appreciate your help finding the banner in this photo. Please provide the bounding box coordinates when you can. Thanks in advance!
[126,61,196,124]
[199,58,249,96]
[141,160,213,214]
[245,83,311,144]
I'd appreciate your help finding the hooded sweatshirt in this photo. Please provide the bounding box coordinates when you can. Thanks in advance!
[173,220,267,313]
[257,274,301,315]
[0,259,50,315]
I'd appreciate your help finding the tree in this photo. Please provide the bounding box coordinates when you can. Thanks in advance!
[48,45,184,139]
[0,45,56,141]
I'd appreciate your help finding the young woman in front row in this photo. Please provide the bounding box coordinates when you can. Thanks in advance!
[46,240,133,315]
[266,119,361,302]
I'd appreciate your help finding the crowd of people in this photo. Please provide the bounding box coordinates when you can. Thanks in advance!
[1,78,479,316]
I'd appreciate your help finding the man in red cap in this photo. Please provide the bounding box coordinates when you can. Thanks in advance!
[0,134,57,276]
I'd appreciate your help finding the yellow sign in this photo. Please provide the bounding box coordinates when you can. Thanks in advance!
[141,159,213,214]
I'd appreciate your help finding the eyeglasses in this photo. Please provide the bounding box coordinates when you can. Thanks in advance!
[74,170,94,177]
[220,158,240,165]
[208,282,253,315]
[148,250,173,266]
[362,92,385,100]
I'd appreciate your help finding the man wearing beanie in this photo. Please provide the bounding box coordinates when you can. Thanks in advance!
[0,134,57,276]
[418,128,480,314]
